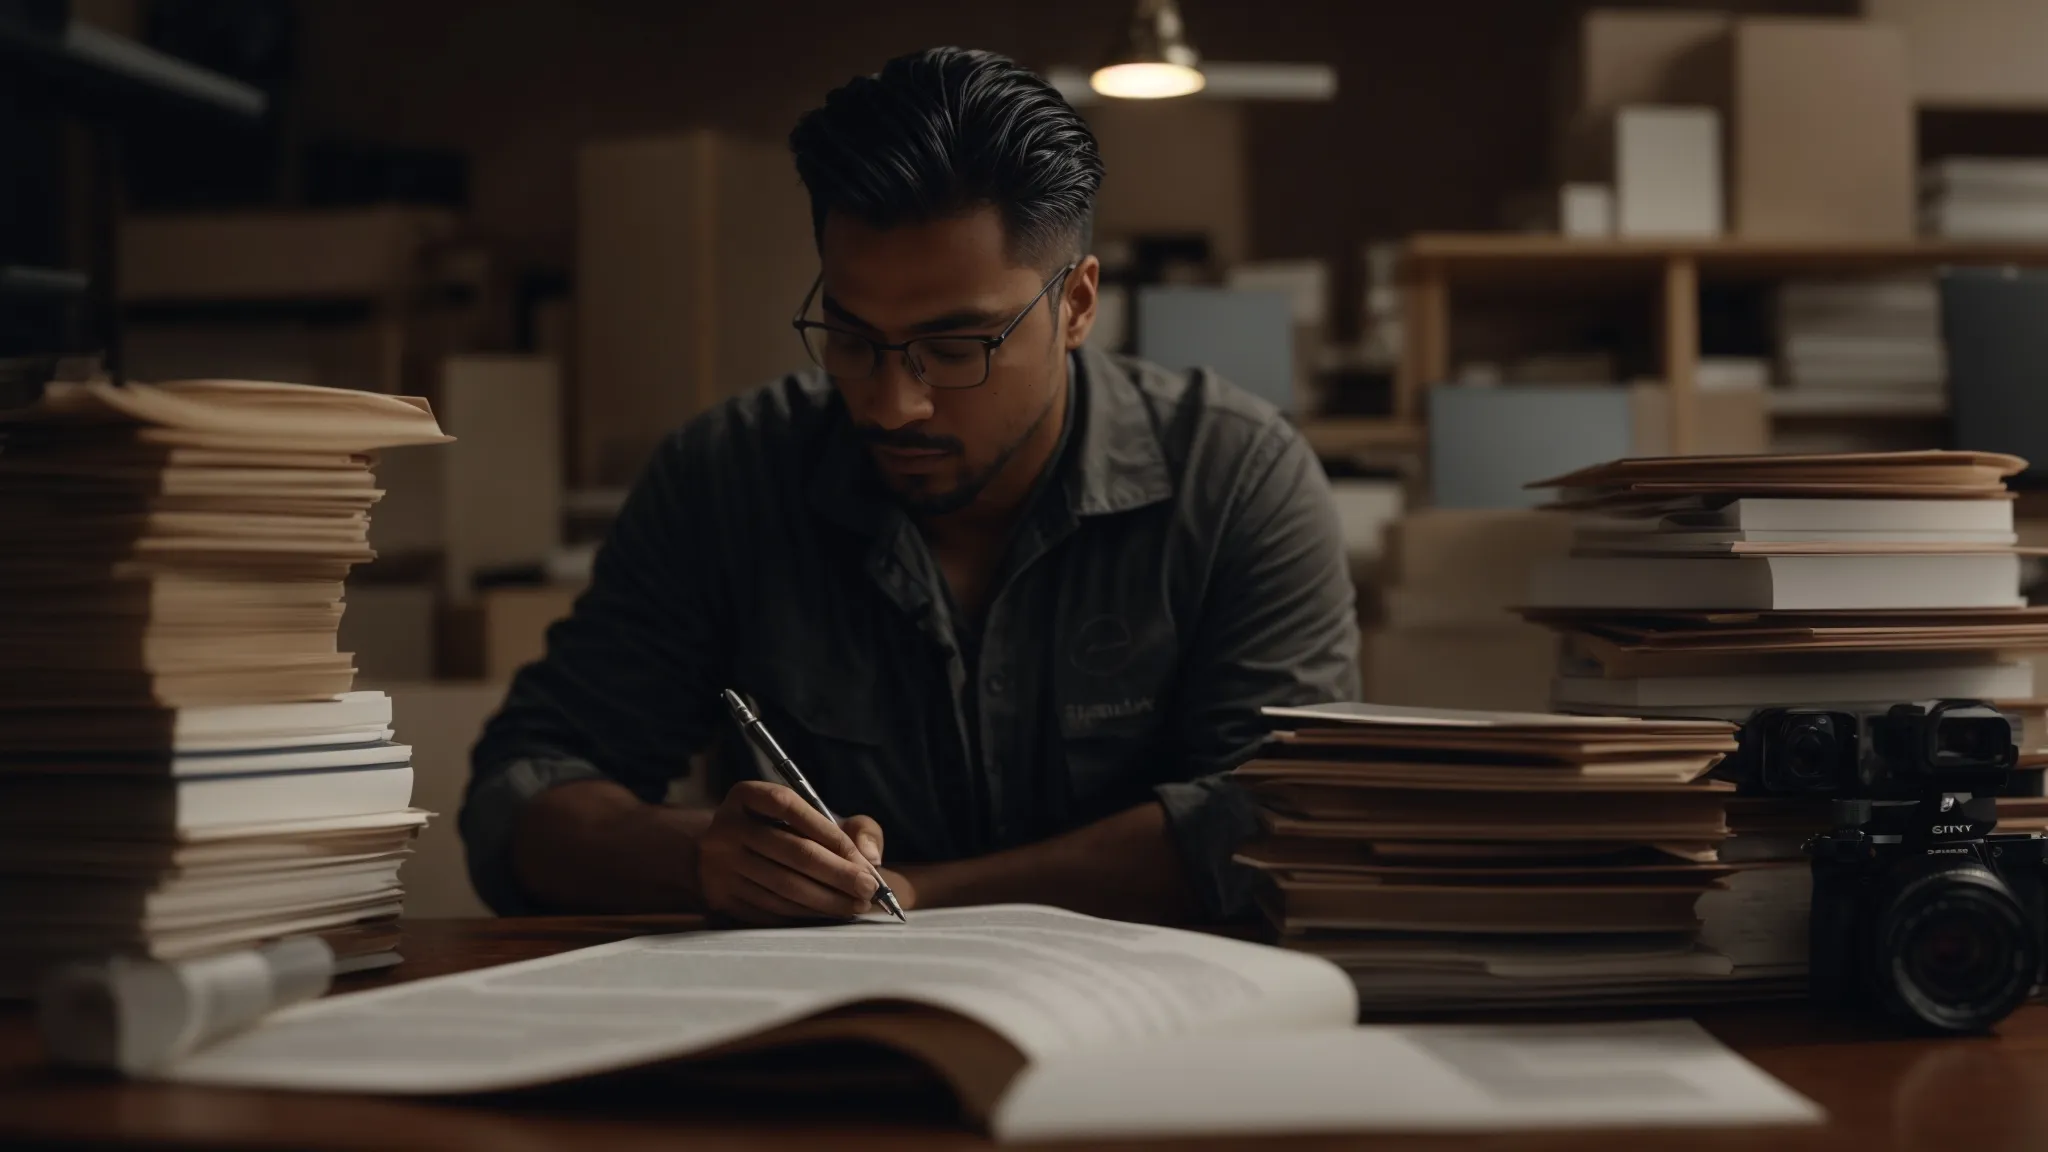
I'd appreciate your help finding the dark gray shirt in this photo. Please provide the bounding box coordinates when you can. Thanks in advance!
[461,347,1360,920]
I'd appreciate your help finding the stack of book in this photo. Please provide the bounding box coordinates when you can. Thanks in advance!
[0,378,448,996]
[1230,702,1791,1011]
[1922,157,2048,240]
[1520,452,2048,763]
[1771,278,1943,417]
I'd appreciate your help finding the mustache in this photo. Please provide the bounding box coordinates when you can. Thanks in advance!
[854,425,962,453]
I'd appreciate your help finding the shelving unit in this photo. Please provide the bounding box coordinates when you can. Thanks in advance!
[0,10,267,395]
[1390,234,2048,454]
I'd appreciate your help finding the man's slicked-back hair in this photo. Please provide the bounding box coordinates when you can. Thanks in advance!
[789,47,1103,269]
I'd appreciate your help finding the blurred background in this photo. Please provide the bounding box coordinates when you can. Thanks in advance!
[8,0,2048,914]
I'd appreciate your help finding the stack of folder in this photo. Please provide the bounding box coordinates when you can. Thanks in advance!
[1230,703,1798,1010]
[0,379,448,995]
[1519,452,2048,766]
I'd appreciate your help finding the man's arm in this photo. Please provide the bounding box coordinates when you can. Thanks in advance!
[1152,417,1360,921]
[464,412,884,922]
[884,801,1196,924]
[461,426,726,915]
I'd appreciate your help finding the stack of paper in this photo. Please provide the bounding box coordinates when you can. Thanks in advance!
[1772,278,1943,413]
[1230,703,1790,1010]
[1922,158,2048,241]
[0,379,449,996]
[1520,453,2048,764]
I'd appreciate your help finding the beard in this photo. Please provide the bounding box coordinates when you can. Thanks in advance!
[862,379,1063,518]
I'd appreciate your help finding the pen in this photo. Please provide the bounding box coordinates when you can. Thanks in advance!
[721,688,908,922]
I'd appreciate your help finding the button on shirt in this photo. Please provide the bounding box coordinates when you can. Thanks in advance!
[461,346,1361,920]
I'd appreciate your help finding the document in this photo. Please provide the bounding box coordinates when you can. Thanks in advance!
[994,1019,1823,1140]
[150,905,1822,1140]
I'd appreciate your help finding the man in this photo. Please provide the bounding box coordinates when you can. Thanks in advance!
[462,46,1357,926]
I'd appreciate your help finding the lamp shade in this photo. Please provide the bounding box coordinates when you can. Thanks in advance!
[1089,0,1205,100]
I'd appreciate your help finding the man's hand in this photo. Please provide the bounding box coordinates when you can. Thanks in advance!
[695,780,887,925]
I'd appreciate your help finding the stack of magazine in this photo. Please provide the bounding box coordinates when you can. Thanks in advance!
[0,379,448,995]
[1228,703,1798,1011]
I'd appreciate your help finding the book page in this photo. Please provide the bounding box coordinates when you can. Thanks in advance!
[993,1019,1822,1141]
[161,904,1355,1095]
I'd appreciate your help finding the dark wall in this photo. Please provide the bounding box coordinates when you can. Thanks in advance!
[287,0,1852,325]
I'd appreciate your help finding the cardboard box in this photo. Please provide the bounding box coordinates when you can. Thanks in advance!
[338,583,437,682]
[1864,0,2048,108]
[576,132,816,486]
[1718,19,1915,239]
[1084,99,1248,267]
[1380,509,1576,608]
[1328,478,1406,570]
[366,355,562,600]
[384,681,506,918]
[1361,627,1558,714]
[364,441,447,559]
[480,585,580,680]
[1563,9,1733,116]
[438,355,563,601]
[119,207,455,302]
[440,584,584,682]
[1553,10,1731,179]
[1628,381,1771,456]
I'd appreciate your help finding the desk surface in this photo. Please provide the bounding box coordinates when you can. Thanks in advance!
[4,917,2048,1151]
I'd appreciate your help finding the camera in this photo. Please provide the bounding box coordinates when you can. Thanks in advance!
[1728,700,2048,1034]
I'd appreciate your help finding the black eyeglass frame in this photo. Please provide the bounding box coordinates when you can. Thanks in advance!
[790,262,1078,391]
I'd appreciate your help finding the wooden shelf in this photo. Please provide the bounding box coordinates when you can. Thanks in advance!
[1297,417,1422,458]
[1394,233,2048,456]
[1405,234,2048,280]
[1767,390,1949,419]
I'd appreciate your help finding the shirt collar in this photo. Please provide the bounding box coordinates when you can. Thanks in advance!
[807,345,1173,536]
[1063,345,1173,518]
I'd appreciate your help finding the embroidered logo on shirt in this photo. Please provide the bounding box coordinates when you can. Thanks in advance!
[1071,614,1135,675]
[1063,697,1157,727]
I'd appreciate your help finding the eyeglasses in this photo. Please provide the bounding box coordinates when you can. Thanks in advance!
[791,263,1077,391]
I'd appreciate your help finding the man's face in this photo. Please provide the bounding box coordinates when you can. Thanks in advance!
[814,207,1090,516]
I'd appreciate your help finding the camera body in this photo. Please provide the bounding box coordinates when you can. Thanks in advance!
[1729,701,2047,1033]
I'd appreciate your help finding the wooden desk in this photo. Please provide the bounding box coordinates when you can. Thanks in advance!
[5,916,2048,1150]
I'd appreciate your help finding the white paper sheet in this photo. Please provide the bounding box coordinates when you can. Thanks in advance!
[993,1018,1823,1141]
[161,904,1357,1095]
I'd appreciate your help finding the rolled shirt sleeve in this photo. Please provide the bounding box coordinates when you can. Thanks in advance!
[461,423,731,915]
[1155,421,1361,920]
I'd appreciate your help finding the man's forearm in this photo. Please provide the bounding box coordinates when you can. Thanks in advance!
[894,800,1198,925]
[510,779,712,913]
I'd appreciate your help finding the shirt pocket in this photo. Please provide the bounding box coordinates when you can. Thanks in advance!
[731,654,888,795]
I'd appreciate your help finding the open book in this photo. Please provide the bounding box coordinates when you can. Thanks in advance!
[153,906,1818,1139]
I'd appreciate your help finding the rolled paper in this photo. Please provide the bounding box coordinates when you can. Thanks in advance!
[37,936,335,1074]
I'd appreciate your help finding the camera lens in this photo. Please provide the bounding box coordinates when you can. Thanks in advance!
[1870,857,2040,1034]
[1786,725,1832,779]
